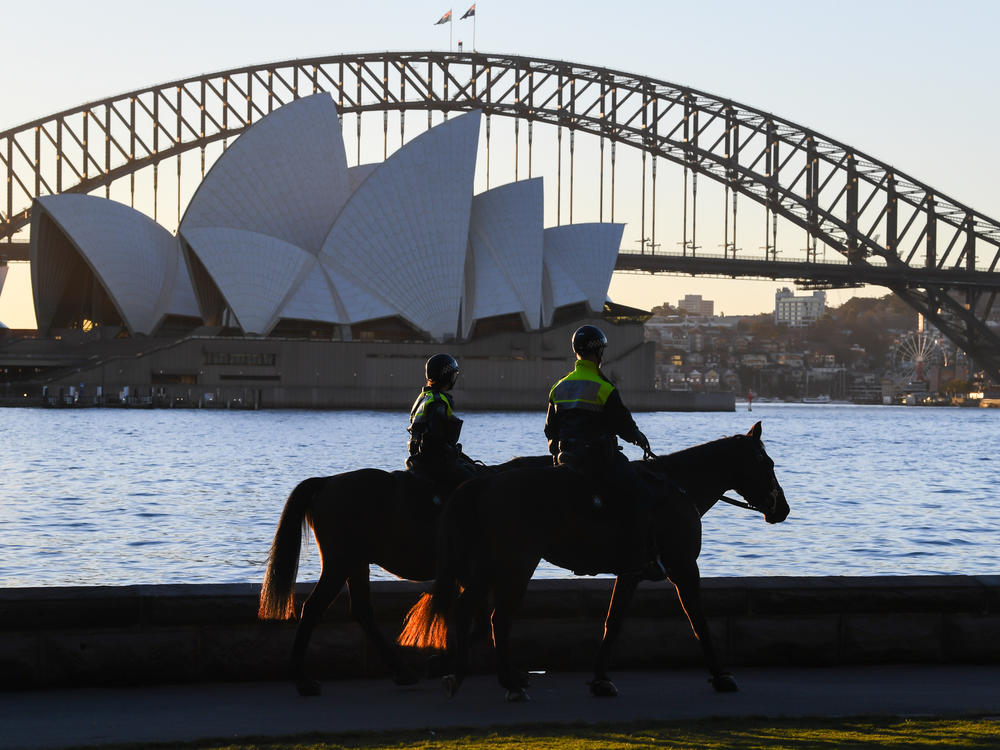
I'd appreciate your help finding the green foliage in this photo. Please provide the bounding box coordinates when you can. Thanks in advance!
[942,378,972,395]
[737,293,917,367]
[815,293,918,365]
[649,302,677,317]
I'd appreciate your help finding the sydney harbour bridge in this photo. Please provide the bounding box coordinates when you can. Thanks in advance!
[2,51,999,380]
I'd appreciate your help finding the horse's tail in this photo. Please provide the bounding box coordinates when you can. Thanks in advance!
[397,592,446,649]
[397,476,488,650]
[258,477,325,620]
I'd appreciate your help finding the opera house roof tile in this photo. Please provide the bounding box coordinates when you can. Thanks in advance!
[543,223,624,324]
[180,94,351,254]
[31,194,193,335]
[181,227,313,335]
[465,178,545,336]
[347,163,380,195]
[277,260,344,324]
[320,111,480,338]
[318,259,397,324]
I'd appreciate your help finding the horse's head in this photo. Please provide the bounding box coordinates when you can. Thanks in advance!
[731,421,789,524]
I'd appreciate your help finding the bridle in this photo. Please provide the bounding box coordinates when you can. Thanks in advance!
[718,493,763,513]
[643,441,779,517]
[721,460,783,517]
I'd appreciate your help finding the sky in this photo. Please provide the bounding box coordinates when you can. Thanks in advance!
[2,0,998,327]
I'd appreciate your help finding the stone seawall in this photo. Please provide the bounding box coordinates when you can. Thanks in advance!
[2,576,998,689]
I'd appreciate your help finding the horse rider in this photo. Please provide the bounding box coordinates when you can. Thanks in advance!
[406,353,480,493]
[544,325,666,580]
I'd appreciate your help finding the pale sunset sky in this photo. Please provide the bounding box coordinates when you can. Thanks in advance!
[1,0,997,327]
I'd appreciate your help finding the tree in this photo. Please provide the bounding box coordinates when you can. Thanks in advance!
[649,302,677,317]
[942,378,971,395]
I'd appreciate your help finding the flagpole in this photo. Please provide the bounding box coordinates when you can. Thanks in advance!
[450,14,453,51]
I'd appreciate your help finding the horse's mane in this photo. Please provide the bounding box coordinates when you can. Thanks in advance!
[646,433,746,473]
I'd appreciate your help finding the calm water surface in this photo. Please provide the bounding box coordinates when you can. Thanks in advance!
[0,404,996,586]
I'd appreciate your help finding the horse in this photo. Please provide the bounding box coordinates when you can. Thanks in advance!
[397,422,789,701]
[258,455,551,696]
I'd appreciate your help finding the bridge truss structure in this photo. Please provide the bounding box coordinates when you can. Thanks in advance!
[2,51,999,379]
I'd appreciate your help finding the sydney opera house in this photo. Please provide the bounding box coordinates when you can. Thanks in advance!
[4,94,657,409]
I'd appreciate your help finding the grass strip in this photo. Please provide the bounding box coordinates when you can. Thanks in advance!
[72,715,1000,750]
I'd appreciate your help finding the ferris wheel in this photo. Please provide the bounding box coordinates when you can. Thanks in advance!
[890,331,947,382]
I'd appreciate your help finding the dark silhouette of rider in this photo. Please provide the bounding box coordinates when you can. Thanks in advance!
[406,353,480,493]
[544,325,666,580]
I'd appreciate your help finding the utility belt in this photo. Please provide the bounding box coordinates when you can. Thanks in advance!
[408,437,460,459]
[408,417,463,457]
[556,435,618,470]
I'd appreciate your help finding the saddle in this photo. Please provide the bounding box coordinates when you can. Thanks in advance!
[395,469,447,518]
[402,451,489,512]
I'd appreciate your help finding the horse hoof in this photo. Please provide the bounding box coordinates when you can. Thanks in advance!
[296,679,322,696]
[505,688,530,702]
[393,671,420,686]
[442,674,460,698]
[710,673,739,693]
[589,678,618,697]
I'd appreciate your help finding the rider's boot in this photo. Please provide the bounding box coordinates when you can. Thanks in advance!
[632,555,667,581]
[622,523,667,581]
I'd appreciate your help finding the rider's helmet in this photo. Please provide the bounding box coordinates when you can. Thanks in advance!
[571,325,608,360]
[425,353,460,389]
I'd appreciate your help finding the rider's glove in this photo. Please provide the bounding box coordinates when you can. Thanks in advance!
[635,431,651,454]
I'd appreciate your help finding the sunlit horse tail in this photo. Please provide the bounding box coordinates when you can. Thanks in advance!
[397,476,486,650]
[258,477,326,621]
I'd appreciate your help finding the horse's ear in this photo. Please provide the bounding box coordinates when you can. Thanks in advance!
[748,421,762,440]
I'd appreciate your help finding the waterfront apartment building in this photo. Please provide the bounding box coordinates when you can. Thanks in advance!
[678,294,714,317]
[774,287,826,327]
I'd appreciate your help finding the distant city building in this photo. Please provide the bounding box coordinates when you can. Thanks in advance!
[774,287,826,327]
[775,352,805,368]
[741,353,768,368]
[667,370,689,390]
[678,294,714,317]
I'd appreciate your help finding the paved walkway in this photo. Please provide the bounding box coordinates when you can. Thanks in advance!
[2,666,999,749]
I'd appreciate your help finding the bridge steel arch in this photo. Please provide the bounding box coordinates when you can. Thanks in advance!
[2,51,999,379]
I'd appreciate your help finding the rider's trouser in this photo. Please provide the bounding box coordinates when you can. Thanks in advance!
[557,444,658,572]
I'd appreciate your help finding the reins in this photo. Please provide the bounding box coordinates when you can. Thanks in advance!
[717,494,765,514]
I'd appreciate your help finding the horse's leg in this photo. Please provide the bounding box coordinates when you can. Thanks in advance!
[291,564,348,696]
[442,579,486,698]
[590,574,640,697]
[490,564,536,702]
[670,559,738,692]
[346,564,418,686]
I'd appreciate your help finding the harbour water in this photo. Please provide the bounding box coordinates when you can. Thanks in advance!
[0,404,996,587]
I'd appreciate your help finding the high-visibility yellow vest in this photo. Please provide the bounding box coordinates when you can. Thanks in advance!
[549,359,615,413]
[410,389,454,422]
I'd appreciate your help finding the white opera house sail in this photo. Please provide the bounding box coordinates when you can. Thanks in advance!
[30,94,624,341]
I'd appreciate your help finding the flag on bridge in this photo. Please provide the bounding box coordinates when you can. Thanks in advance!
[461,4,476,19]
[435,10,452,24]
